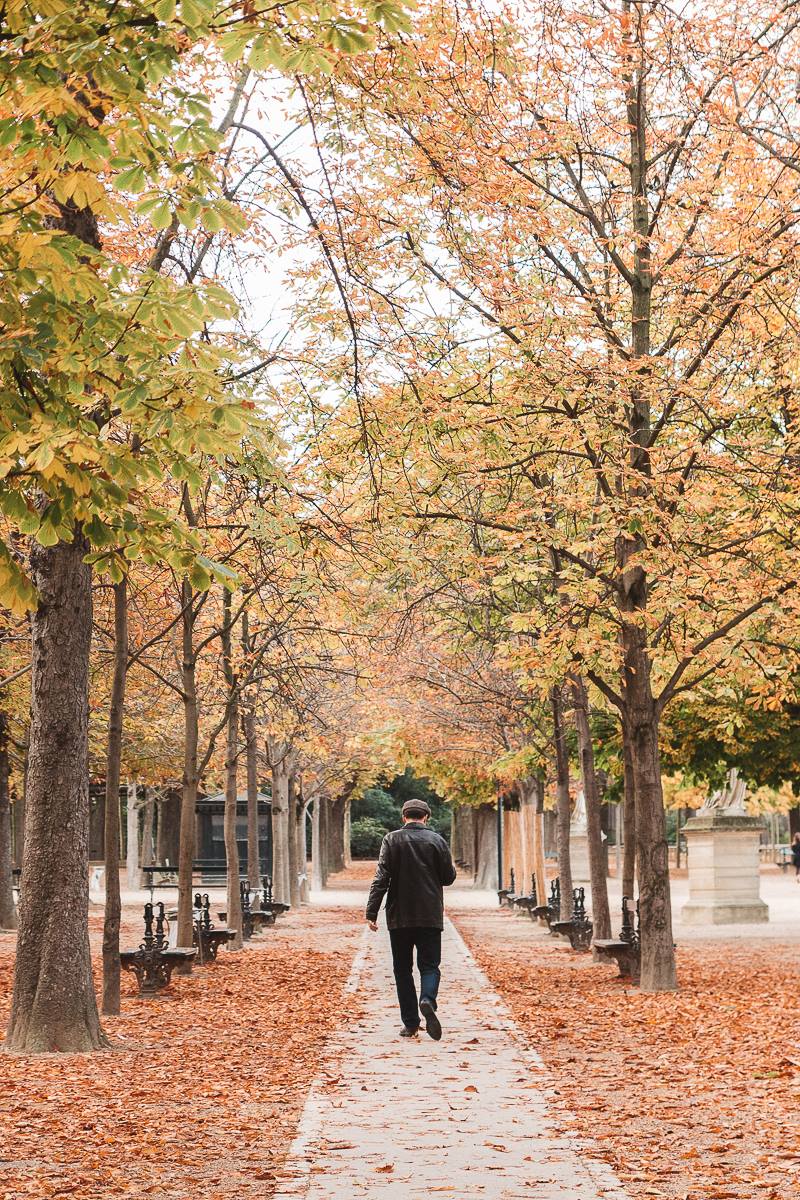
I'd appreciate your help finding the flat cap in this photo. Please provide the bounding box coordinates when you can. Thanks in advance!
[402,798,431,818]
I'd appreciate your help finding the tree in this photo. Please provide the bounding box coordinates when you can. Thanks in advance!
[2,0,413,1052]
[293,0,800,988]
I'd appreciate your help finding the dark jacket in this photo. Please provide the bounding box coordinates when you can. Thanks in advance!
[366,823,457,930]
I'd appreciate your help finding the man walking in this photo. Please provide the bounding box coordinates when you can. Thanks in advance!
[366,798,457,1040]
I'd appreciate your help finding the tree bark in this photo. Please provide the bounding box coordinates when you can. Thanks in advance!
[452,805,475,873]
[531,777,547,905]
[551,685,573,920]
[571,676,611,939]
[156,792,180,866]
[472,804,498,889]
[328,795,347,875]
[0,711,17,930]
[6,532,107,1052]
[176,578,199,954]
[789,804,800,839]
[618,0,677,992]
[311,792,323,892]
[622,659,677,991]
[125,781,139,890]
[222,592,243,949]
[319,793,331,887]
[102,579,127,1016]
[12,778,25,870]
[287,768,302,909]
[140,787,155,869]
[622,729,637,901]
[244,708,260,891]
[297,784,310,903]
[343,799,352,870]
[270,745,290,904]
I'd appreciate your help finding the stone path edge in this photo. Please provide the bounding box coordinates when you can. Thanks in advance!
[448,918,630,1200]
[271,925,371,1199]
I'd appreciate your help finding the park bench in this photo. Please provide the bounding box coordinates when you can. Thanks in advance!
[551,886,594,952]
[532,877,560,928]
[142,864,179,902]
[512,874,539,917]
[193,893,237,962]
[218,882,274,940]
[593,896,640,981]
[498,867,517,907]
[120,901,196,994]
[260,874,289,918]
[192,859,252,888]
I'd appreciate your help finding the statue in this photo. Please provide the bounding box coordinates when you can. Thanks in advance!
[570,789,588,834]
[700,767,748,816]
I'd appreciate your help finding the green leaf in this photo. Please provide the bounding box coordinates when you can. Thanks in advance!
[149,199,173,230]
[115,164,147,193]
[220,27,253,62]
[35,521,60,547]
[189,561,211,591]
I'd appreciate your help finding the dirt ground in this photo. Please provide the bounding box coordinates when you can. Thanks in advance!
[452,906,800,1200]
[0,905,362,1200]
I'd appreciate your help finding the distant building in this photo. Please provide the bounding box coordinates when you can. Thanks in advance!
[195,791,273,881]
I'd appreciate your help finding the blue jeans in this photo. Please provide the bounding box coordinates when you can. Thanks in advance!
[389,927,442,1030]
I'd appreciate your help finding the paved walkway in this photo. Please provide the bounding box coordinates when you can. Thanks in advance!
[272,920,629,1200]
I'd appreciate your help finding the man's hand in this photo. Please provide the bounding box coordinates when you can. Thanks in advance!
[366,919,378,932]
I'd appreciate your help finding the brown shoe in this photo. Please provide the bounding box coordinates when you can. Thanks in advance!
[399,1026,419,1038]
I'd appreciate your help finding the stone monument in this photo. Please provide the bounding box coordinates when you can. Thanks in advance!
[569,790,592,893]
[681,768,769,925]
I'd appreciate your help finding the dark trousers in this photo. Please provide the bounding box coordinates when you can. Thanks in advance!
[388,927,442,1030]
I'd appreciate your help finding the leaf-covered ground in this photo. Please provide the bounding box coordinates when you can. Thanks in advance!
[0,906,362,1199]
[453,908,800,1200]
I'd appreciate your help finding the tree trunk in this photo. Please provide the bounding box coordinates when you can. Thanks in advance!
[622,633,677,992]
[140,787,155,868]
[288,769,302,909]
[616,0,677,993]
[270,746,290,905]
[343,799,352,870]
[453,805,475,873]
[472,804,498,889]
[6,533,107,1052]
[571,676,611,939]
[311,793,323,892]
[531,777,547,905]
[176,579,198,954]
[222,593,243,949]
[328,795,347,875]
[789,804,800,839]
[102,579,127,1016]
[552,685,573,920]
[125,780,139,889]
[297,787,310,903]
[12,778,25,870]
[622,730,637,901]
[156,793,180,866]
[0,711,17,930]
[244,708,260,891]
[319,794,331,887]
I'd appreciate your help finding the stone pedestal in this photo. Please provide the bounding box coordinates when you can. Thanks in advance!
[681,813,768,925]
[569,832,591,892]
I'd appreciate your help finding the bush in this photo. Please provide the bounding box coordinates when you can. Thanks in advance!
[430,811,452,841]
[350,817,387,859]
[351,786,400,827]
